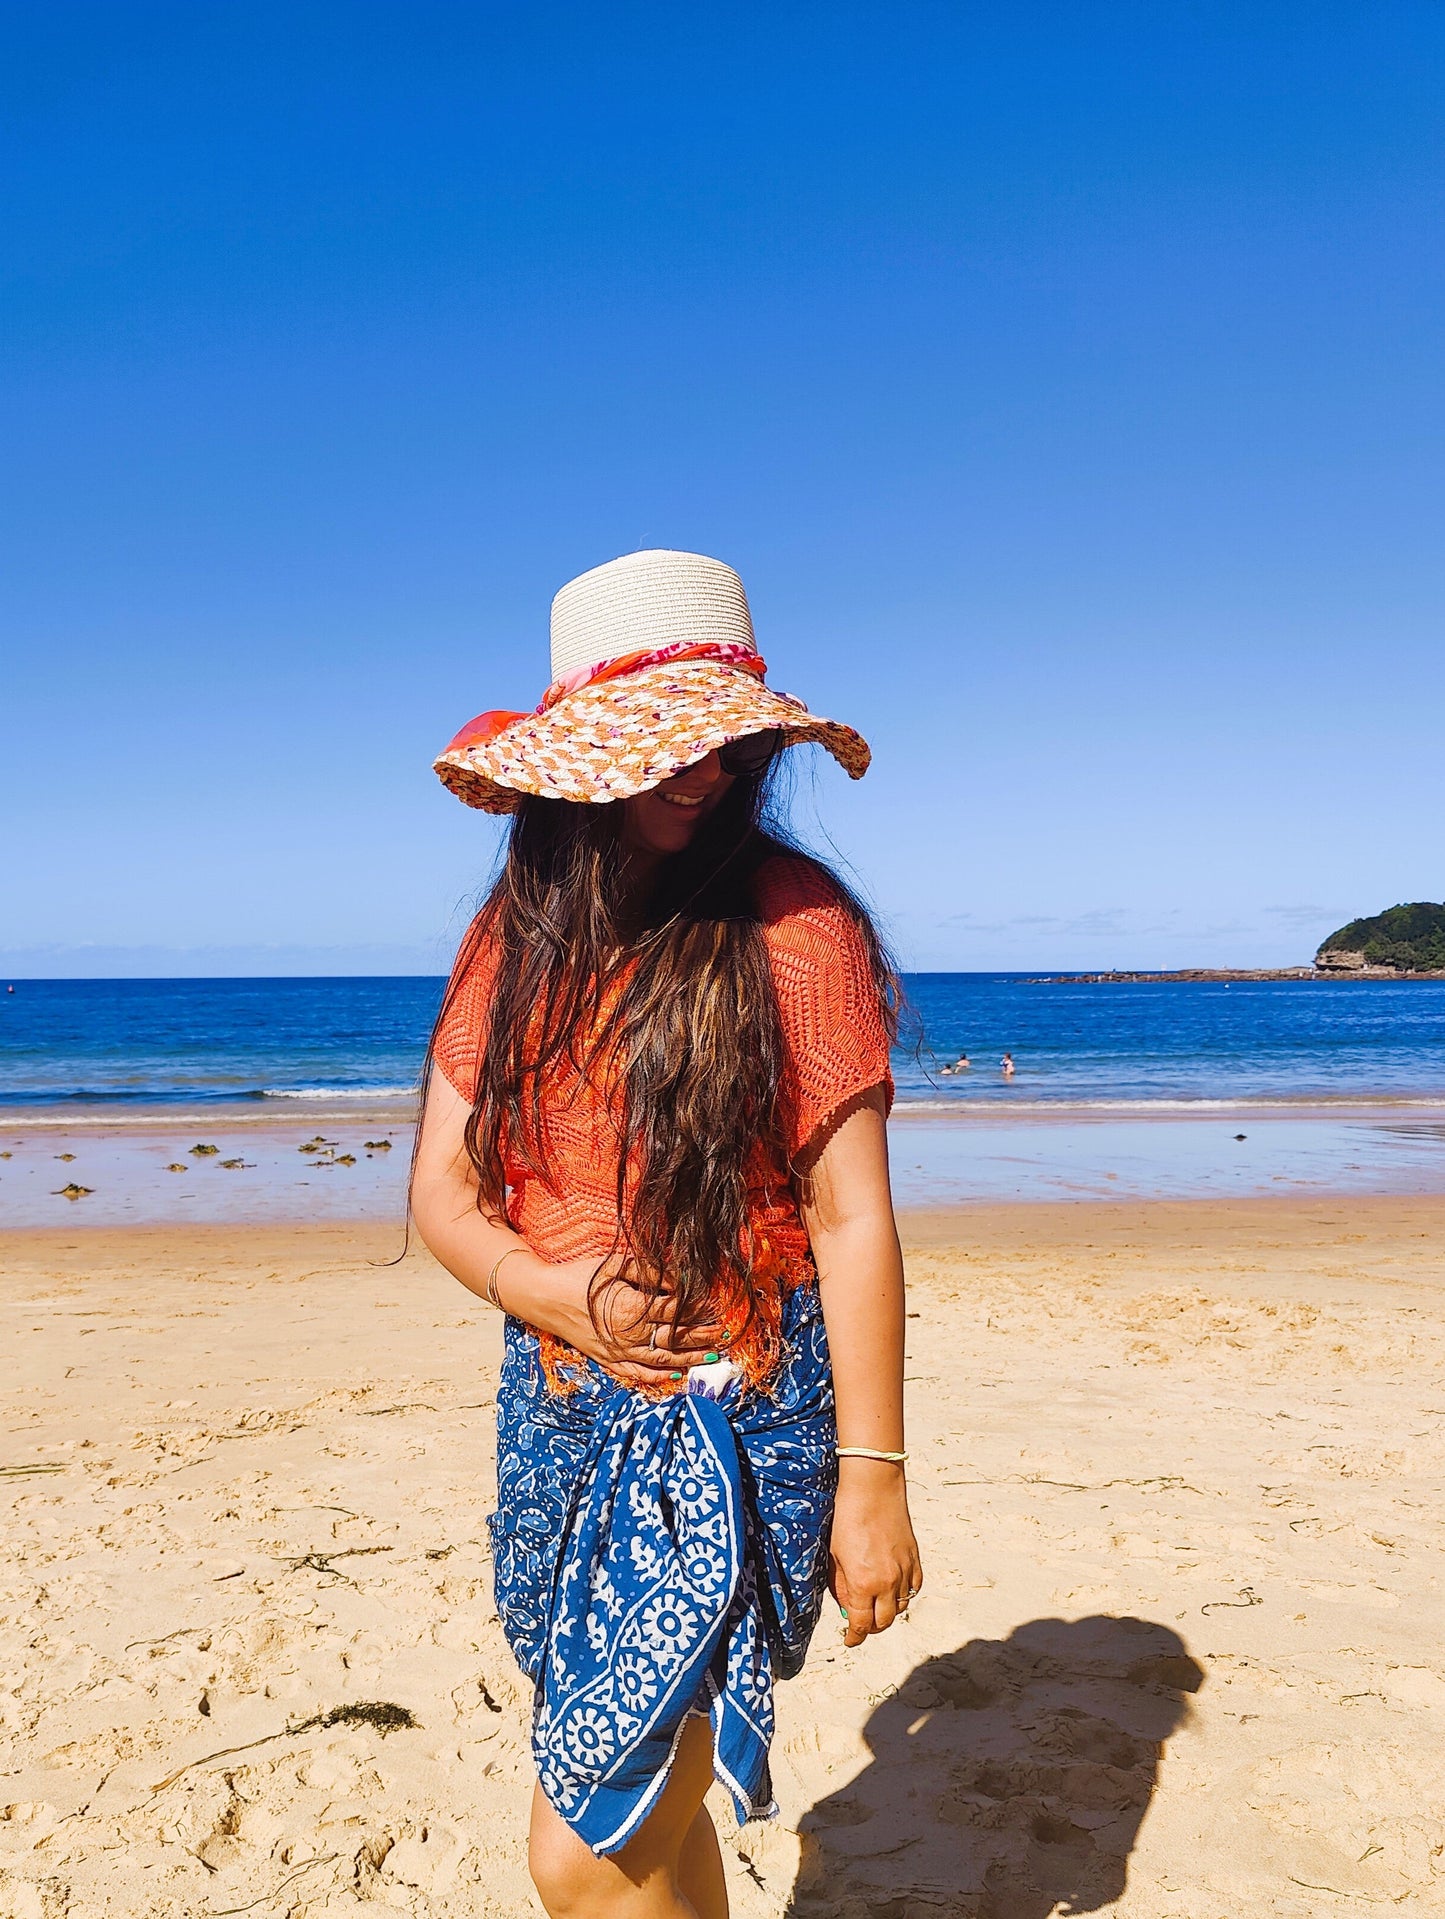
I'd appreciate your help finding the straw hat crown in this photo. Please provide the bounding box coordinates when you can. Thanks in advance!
[549,549,756,681]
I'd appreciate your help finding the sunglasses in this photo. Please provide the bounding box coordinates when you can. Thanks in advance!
[717,729,783,777]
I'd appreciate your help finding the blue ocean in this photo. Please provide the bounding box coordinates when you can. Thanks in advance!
[4,976,1445,1220]
[3,974,1444,1114]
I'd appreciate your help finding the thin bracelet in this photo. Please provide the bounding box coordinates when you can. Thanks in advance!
[485,1245,527,1311]
[836,1446,909,1463]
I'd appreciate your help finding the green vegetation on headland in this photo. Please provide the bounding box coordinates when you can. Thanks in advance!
[1316,902,1445,974]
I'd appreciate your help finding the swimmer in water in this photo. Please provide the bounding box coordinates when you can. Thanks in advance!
[1001,1052,1015,1079]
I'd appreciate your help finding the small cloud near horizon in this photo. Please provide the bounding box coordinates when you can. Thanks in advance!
[1263,904,1355,929]
[937,907,1193,939]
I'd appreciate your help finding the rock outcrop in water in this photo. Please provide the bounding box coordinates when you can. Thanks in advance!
[1316,902,1445,974]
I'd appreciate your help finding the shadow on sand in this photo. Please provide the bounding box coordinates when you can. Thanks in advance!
[787,1614,1204,1919]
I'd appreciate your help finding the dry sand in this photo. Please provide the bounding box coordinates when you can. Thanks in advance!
[2,1197,1443,1916]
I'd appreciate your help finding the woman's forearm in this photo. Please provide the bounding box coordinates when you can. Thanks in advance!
[413,1186,724,1386]
[810,1193,923,1642]
[411,1181,610,1347]
[409,1073,585,1332]
[813,1213,908,1452]
[798,1094,920,1616]
[412,1180,545,1306]
[411,1164,723,1385]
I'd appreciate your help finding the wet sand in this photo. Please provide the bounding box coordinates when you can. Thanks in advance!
[5,1101,1445,1227]
[3,1197,1444,1914]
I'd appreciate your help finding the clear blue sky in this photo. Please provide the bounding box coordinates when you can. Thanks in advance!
[4,2,1442,975]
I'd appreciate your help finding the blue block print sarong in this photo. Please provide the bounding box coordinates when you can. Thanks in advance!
[489,1282,837,1856]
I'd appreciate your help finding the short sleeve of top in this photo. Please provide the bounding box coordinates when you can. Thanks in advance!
[432,921,500,1104]
[756,855,895,1159]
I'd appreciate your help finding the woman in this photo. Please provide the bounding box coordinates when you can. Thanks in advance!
[412,550,922,1919]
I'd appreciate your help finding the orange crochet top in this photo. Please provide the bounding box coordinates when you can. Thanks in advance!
[432,854,894,1390]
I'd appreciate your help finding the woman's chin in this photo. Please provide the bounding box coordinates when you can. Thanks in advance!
[629,801,707,856]
[645,830,701,859]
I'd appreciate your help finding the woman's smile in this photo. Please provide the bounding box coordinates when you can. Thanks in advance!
[622,751,733,855]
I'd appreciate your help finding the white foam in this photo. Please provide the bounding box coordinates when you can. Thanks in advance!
[261,1086,418,1100]
[890,1094,1445,1115]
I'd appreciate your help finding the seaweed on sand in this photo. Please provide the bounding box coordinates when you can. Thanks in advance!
[150,1700,419,1792]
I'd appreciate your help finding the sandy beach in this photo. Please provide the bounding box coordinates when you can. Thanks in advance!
[3,1196,1444,1916]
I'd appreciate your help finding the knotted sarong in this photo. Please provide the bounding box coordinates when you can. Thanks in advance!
[489,1283,836,1856]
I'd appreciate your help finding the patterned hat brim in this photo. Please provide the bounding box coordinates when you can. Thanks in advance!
[434,661,870,814]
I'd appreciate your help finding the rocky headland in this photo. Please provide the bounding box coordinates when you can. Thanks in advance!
[1315,901,1445,974]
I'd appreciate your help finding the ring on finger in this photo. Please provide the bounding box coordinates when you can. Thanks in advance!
[648,1323,660,1349]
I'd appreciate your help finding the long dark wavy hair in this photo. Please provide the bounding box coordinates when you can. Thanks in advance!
[424,763,897,1341]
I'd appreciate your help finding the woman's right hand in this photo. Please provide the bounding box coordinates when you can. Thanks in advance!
[498,1251,731,1390]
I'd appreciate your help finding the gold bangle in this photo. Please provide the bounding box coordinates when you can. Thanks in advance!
[485,1245,526,1312]
[836,1446,909,1463]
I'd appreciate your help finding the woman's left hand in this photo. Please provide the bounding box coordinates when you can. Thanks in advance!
[828,1458,924,1647]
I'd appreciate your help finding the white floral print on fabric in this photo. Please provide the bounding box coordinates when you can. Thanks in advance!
[488,1284,837,1857]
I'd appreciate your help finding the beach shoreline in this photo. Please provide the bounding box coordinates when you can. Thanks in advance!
[6,1101,1445,1227]
[5,1182,1445,1246]
[9,1090,1445,1127]
[4,1194,1443,1914]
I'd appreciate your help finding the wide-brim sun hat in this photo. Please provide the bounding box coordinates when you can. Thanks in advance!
[433,549,871,813]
